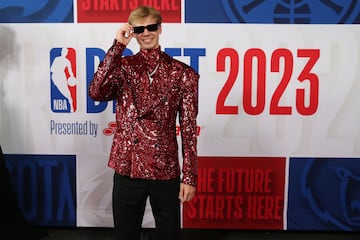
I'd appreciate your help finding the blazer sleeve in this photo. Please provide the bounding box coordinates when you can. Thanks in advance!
[88,39,126,101]
[179,66,200,187]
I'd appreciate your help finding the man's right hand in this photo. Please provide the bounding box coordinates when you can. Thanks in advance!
[116,23,134,45]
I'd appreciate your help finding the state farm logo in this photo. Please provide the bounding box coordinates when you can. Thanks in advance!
[103,121,201,136]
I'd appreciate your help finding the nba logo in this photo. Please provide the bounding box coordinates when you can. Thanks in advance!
[50,47,77,113]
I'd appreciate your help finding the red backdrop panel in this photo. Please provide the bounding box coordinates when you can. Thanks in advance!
[183,156,286,230]
[77,0,182,23]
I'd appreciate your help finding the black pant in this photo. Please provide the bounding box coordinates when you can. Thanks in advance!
[112,173,181,240]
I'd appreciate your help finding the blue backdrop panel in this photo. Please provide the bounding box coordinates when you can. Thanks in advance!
[287,157,360,231]
[0,0,73,23]
[4,154,76,227]
[185,0,360,24]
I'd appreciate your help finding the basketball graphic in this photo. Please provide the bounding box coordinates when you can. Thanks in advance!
[67,76,77,87]
[220,0,360,23]
[273,0,311,23]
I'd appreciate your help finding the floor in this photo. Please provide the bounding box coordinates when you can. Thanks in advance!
[31,227,359,240]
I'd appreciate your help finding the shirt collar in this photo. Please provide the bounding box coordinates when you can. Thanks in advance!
[140,47,161,72]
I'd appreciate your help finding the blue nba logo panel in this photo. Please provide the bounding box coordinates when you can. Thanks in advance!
[50,48,77,113]
[0,0,73,23]
[185,0,360,24]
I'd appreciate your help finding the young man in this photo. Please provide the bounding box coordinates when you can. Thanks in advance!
[88,6,199,240]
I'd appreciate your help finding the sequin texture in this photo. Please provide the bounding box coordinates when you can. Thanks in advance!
[89,40,199,186]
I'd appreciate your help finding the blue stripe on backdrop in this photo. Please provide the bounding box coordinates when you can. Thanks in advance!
[185,0,360,24]
[0,0,73,23]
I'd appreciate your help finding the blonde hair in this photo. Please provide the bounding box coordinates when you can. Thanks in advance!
[128,6,162,25]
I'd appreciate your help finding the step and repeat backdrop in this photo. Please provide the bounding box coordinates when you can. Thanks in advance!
[1,0,360,231]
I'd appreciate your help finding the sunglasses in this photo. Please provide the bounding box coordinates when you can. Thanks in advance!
[133,24,160,34]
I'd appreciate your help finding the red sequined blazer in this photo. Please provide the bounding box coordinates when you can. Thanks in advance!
[89,40,199,186]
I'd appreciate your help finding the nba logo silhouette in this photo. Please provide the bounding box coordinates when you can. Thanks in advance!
[50,47,77,113]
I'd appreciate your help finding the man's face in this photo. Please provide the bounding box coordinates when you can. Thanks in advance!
[132,16,161,50]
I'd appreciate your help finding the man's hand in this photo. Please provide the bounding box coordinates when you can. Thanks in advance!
[116,23,134,46]
[179,183,196,203]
